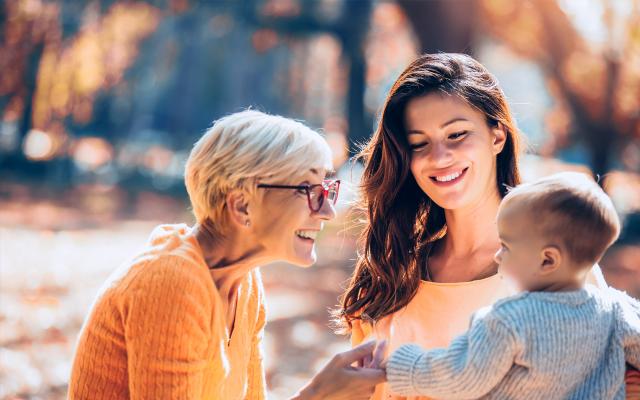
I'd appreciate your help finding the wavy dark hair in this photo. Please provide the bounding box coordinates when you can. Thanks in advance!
[337,53,523,330]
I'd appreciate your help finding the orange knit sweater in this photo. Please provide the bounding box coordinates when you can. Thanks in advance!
[68,224,267,400]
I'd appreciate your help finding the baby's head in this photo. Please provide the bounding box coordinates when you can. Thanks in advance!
[494,172,620,292]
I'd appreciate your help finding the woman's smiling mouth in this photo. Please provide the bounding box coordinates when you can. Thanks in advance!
[295,230,318,242]
[430,167,469,186]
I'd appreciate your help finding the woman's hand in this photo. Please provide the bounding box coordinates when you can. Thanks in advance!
[627,366,640,399]
[292,340,387,400]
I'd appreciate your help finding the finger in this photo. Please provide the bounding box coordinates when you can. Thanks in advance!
[334,340,377,366]
[361,354,372,368]
[369,339,387,368]
[350,367,387,384]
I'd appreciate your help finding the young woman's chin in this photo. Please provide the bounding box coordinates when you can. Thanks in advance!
[424,188,478,211]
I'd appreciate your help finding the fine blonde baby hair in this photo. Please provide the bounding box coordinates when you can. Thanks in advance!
[504,172,620,266]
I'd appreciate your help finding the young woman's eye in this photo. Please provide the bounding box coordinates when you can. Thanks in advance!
[449,131,468,140]
[410,142,428,151]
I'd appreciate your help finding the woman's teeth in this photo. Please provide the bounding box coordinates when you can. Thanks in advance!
[295,230,318,240]
[433,170,463,182]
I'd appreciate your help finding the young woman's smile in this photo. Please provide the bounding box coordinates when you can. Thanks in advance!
[429,166,469,186]
[405,93,506,211]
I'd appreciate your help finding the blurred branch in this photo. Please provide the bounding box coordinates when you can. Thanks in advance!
[479,0,634,176]
[237,0,337,35]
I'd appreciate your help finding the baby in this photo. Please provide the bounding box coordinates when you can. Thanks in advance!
[384,172,640,399]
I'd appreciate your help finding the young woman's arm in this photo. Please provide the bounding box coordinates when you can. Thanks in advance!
[626,367,640,399]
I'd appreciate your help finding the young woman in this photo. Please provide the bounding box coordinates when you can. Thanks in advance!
[69,110,384,400]
[338,53,638,399]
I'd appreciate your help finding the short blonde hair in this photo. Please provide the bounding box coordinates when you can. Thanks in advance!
[504,172,620,266]
[185,110,332,230]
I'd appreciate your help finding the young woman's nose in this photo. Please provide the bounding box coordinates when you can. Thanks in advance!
[429,142,454,168]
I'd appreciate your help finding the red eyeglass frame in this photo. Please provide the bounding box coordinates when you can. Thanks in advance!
[256,179,341,212]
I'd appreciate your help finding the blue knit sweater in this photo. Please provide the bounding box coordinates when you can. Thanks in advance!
[387,286,640,399]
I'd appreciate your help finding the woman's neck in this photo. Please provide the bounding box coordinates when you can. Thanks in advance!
[194,223,270,300]
[440,190,502,258]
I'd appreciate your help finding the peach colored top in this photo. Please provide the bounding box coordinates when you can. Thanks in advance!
[351,268,607,400]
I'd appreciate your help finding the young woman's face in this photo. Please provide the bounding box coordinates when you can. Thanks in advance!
[251,168,337,267]
[405,93,506,211]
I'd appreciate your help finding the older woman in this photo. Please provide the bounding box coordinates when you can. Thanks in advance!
[68,110,385,399]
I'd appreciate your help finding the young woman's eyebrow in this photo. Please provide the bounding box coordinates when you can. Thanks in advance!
[407,118,472,135]
[440,117,470,128]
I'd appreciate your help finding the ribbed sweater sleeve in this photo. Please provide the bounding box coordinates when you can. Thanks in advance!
[123,256,214,399]
[245,271,267,400]
[614,290,640,370]
[387,315,518,398]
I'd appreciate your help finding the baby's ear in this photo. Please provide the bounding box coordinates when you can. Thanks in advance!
[539,245,562,275]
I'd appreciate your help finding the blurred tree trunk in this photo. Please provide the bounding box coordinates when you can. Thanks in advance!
[238,0,373,156]
[337,0,372,155]
[18,43,43,153]
[397,0,477,55]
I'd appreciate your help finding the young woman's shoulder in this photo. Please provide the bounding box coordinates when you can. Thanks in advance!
[587,263,608,288]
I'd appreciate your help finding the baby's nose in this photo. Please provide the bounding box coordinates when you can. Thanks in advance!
[493,249,502,264]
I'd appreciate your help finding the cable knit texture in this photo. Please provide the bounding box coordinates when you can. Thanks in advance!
[351,267,611,400]
[387,286,640,400]
[68,224,267,400]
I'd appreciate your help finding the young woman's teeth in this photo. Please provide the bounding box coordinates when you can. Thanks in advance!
[434,171,462,182]
[296,230,317,240]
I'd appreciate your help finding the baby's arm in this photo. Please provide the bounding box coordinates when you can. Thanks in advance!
[386,315,519,398]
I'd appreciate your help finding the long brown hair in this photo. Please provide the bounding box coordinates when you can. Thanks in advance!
[338,53,523,330]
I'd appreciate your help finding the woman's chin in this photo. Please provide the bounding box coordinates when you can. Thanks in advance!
[287,237,318,267]
[429,196,471,211]
[285,249,317,268]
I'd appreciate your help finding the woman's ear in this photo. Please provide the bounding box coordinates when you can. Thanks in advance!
[225,190,251,228]
[539,245,562,275]
[492,123,507,155]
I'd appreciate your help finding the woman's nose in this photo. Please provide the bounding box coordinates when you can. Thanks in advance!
[429,142,453,168]
[316,196,337,220]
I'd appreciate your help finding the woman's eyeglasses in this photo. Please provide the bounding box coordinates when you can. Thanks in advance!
[257,179,341,212]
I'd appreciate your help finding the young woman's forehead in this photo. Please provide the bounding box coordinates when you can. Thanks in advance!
[405,94,484,127]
